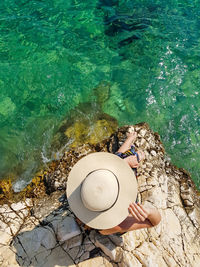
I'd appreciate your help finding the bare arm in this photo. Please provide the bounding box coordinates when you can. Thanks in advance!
[99,216,153,235]
[117,132,137,153]
[99,203,161,235]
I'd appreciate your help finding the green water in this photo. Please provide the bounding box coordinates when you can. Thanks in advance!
[0,0,200,190]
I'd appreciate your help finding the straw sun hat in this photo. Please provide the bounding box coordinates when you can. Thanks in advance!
[66,152,138,230]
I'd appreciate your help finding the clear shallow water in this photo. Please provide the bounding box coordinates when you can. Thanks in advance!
[0,0,200,190]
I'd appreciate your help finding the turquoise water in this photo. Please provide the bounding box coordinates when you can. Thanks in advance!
[0,0,200,190]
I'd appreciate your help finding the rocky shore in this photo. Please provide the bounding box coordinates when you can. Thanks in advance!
[0,123,200,267]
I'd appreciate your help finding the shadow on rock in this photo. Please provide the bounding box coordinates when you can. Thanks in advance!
[11,193,123,267]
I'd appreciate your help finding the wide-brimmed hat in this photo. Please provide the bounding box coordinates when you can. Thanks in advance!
[66,152,137,229]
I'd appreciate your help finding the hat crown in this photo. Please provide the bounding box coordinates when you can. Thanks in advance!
[81,169,119,212]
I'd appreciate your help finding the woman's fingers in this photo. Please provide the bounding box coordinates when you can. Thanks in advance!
[135,203,148,218]
[137,203,150,216]
[129,203,147,221]
[128,205,141,221]
[127,131,137,139]
[132,204,147,221]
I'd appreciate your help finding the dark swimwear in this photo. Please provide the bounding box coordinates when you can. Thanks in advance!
[115,145,140,177]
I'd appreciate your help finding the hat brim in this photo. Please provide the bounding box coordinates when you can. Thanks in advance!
[66,152,138,229]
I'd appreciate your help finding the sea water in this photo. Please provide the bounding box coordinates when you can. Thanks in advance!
[0,0,200,190]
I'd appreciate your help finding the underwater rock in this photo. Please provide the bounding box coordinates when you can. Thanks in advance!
[65,118,118,147]
[51,102,118,152]
[99,2,150,47]
[0,97,16,117]
[92,81,111,105]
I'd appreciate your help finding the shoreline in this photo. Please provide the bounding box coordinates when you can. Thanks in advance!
[0,122,199,205]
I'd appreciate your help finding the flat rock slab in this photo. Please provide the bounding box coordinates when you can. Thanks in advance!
[55,216,81,242]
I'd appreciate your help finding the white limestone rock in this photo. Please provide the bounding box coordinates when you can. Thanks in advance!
[150,150,157,157]
[77,256,113,267]
[11,202,27,211]
[119,251,142,267]
[0,231,12,246]
[0,245,19,267]
[139,129,147,137]
[95,235,122,262]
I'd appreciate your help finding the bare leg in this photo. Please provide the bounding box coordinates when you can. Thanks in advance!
[117,132,137,153]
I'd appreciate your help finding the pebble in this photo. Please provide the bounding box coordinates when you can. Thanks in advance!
[151,150,157,157]
[140,129,147,137]
[140,138,146,146]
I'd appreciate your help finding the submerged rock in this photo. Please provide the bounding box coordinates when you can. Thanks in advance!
[64,117,117,148]
[50,101,118,152]
[0,122,199,266]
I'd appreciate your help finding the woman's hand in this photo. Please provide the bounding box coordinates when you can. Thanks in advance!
[126,131,137,141]
[128,203,150,222]
[128,203,161,226]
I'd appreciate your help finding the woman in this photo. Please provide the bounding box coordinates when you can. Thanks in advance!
[67,130,161,235]
[99,130,161,235]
